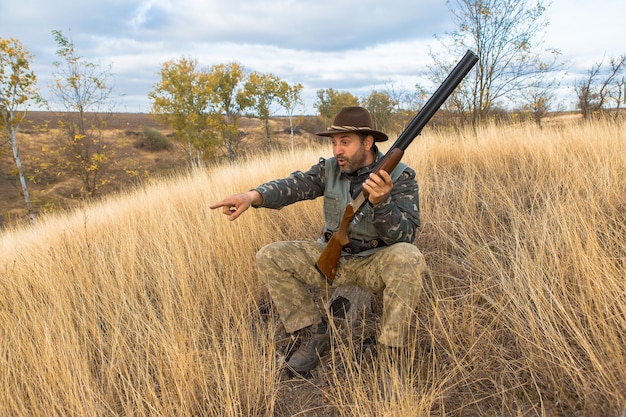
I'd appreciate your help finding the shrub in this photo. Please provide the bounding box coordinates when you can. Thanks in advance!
[135,127,172,151]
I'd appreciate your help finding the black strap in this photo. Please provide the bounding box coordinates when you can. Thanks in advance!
[322,230,387,254]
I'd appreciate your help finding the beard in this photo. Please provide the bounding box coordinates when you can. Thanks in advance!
[337,145,369,173]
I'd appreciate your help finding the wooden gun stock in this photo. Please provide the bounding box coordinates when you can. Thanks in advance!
[314,205,353,283]
[315,50,478,284]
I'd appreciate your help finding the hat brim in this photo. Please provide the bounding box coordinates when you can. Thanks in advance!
[315,127,388,142]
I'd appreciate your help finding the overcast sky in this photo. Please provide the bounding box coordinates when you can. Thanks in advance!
[1,0,624,114]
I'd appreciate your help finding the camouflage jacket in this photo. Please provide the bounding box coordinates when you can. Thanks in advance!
[253,150,421,245]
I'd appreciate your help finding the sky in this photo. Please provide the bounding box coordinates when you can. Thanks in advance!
[1,0,624,114]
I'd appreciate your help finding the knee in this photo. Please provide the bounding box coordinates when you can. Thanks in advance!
[255,241,282,268]
[256,240,317,271]
[387,242,425,265]
[381,243,428,284]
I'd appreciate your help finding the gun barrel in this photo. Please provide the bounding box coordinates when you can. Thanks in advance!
[394,50,478,151]
[350,50,478,201]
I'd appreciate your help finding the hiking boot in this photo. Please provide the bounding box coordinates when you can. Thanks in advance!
[287,319,330,373]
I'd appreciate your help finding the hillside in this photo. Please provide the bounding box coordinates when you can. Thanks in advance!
[0,119,624,416]
[0,111,323,228]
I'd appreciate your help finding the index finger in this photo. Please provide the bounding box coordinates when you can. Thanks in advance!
[209,200,226,210]
[209,197,232,210]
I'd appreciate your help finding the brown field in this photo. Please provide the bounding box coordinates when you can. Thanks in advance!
[0,117,624,416]
[0,111,322,227]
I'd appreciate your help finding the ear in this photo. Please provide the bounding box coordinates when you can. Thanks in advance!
[364,134,375,150]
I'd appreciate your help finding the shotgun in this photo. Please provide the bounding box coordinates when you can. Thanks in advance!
[315,49,479,284]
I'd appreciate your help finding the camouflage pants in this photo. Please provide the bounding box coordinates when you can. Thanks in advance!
[256,241,427,347]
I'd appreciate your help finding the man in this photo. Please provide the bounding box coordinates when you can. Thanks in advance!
[210,106,427,374]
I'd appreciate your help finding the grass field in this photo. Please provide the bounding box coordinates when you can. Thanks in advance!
[0,120,624,416]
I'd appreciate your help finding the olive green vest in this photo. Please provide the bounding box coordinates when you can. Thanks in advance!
[322,156,408,243]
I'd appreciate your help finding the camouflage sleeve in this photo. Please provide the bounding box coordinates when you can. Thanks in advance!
[252,159,326,209]
[371,167,420,244]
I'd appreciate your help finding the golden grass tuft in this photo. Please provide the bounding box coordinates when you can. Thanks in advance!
[1,121,624,416]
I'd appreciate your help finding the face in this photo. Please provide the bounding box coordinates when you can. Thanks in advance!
[331,132,375,173]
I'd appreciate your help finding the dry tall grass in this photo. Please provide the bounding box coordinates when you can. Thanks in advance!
[0,120,624,416]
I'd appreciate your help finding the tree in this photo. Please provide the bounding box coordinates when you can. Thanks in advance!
[519,55,562,127]
[375,82,427,136]
[521,79,555,127]
[48,30,115,198]
[149,57,215,165]
[150,60,255,162]
[575,54,626,119]
[616,77,625,117]
[360,90,398,135]
[427,0,562,124]
[381,81,425,113]
[278,82,303,151]
[314,89,359,126]
[0,38,39,223]
[241,71,288,149]
[208,62,248,160]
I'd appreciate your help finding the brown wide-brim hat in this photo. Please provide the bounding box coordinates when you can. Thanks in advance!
[316,106,388,142]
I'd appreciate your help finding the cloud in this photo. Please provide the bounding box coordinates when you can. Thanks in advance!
[124,0,450,50]
[129,0,169,30]
[1,0,625,113]
[98,38,435,113]
[544,0,625,66]
[3,0,445,112]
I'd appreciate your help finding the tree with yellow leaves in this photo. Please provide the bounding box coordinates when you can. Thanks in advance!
[241,71,302,150]
[48,29,115,198]
[149,56,215,166]
[150,60,249,162]
[0,37,39,224]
